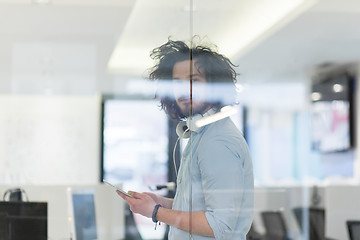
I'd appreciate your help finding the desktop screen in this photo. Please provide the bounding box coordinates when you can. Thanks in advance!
[0,201,47,240]
[101,99,169,192]
[311,100,351,152]
[311,74,353,153]
[70,191,98,240]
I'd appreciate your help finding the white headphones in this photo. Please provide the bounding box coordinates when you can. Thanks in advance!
[173,108,216,179]
[173,106,235,179]
[175,108,216,139]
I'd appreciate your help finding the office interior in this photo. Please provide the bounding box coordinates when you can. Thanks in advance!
[1,0,360,239]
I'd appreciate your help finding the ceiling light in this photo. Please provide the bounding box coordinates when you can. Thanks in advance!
[333,83,343,93]
[311,92,321,101]
[183,4,197,12]
[32,0,52,5]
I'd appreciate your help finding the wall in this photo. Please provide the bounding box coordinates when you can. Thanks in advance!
[325,185,360,240]
[0,94,101,185]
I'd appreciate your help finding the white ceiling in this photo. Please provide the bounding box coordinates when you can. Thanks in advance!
[0,0,359,96]
[237,0,360,84]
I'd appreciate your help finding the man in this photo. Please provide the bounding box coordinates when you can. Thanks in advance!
[117,38,254,240]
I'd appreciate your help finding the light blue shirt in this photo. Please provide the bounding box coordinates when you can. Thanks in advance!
[168,117,254,240]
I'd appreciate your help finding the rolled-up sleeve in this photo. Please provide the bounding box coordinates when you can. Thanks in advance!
[198,137,246,240]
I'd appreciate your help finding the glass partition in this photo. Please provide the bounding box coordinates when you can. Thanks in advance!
[0,1,359,240]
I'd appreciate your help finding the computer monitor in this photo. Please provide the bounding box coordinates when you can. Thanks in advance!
[0,201,47,240]
[67,188,98,240]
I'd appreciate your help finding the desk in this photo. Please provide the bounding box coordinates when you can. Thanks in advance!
[0,184,124,240]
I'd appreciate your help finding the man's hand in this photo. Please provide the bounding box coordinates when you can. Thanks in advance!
[116,190,157,218]
[143,192,160,204]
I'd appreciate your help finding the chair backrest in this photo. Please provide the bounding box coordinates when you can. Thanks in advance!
[347,220,360,240]
[293,207,325,240]
[261,211,287,240]
[246,223,263,240]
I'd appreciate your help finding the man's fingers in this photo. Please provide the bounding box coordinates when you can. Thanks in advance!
[116,190,130,199]
[128,191,141,199]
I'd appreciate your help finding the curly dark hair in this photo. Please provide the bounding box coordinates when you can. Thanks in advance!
[148,38,238,120]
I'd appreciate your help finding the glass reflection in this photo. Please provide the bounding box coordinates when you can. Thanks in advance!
[1,1,358,240]
[117,38,254,240]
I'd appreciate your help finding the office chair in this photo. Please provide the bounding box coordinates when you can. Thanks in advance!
[261,211,288,240]
[346,220,360,240]
[246,223,263,240]
[293,207,326,240]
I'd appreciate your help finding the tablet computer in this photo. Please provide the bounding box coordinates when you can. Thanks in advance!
[103,180,133,198]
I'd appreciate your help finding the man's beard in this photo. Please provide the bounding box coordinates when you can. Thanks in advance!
[181,103,212,118]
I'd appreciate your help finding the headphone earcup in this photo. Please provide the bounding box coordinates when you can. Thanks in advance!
[176,109,217,138]
[176,121,191,139]
[186,114,202,132]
